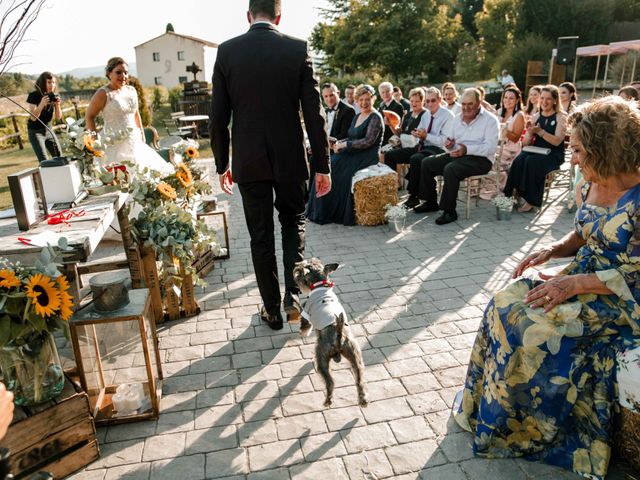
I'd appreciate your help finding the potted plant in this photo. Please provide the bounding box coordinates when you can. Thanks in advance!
[0,240,73,405]
[384,204,408,232]
[492,195,516,220]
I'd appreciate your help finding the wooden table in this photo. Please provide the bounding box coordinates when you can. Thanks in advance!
[178,114,209,138]
[0,191,132,302]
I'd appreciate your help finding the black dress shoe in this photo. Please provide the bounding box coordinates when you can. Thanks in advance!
[260,306,283,330]
[402,196,420,209]
[283,291,301,323]
[435,211,458,225]
[413,202,439,213]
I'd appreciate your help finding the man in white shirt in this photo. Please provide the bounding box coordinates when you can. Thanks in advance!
[499,69,515,87]
[414,88,499,225]
[404,87,454,208]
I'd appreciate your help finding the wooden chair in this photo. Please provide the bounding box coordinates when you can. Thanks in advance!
[163,111,196,138]
[144,126,172,163]
[396,163,409,190]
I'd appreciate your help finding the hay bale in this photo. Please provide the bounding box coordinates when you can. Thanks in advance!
[615,407,640,472]
[353,173,398,226]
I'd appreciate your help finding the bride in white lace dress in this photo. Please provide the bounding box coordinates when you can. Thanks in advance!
[85,57,173,175]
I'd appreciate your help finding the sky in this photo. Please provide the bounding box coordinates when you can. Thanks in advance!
[9,0,330,75]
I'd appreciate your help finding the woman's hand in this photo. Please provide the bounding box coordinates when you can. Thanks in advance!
[525,272,579,312]
[333,141,347,153]
[513,246,554,278]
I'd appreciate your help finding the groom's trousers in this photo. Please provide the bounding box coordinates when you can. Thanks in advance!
[238,180,307,315]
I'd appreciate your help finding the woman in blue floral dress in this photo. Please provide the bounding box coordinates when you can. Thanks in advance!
[455,96,640,479]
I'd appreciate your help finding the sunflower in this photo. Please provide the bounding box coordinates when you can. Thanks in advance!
[176,164,194,188]
[83,133,104,157]
[56,275,70,292]
[185,146,198,159]
[25,273,61,318]
[0,269,21,289]
[157,182,177,200]
[58,289,74,321]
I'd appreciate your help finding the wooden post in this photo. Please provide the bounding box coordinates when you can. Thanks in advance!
[179,261,199,317]
[11,114,23,150]
[140,246,163,324]
[117,207,144,288]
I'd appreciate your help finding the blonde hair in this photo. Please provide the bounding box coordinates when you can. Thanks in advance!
[568,96,640,179]
[408,87,425,101]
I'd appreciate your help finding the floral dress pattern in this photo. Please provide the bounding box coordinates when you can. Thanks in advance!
[455,181,640,479]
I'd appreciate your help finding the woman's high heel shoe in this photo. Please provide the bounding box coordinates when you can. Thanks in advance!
[518,201,534,213]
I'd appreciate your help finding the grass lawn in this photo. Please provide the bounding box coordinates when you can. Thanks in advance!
[0,147,39,210]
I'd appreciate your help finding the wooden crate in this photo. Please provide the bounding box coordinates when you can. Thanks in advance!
[0,376,99,479]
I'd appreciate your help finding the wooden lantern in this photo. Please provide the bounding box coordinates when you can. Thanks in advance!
[69,289,163,425]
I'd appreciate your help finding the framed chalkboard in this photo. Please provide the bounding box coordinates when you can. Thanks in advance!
[8,168,48,231]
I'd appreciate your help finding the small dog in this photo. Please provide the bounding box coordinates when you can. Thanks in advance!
[293,258,368,407]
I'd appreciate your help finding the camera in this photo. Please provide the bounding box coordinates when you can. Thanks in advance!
[47,92,60,103]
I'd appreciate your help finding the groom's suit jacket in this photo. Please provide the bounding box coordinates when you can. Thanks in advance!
[209,22,330,184]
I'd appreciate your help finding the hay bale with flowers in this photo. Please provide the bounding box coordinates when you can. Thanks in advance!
[353,166,398,226]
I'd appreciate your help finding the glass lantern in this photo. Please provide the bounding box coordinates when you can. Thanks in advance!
[69,289,163,425]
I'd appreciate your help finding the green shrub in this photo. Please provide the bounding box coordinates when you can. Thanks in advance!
[168,86,183,112]
[455,40,491,82]
[494,33,554,90]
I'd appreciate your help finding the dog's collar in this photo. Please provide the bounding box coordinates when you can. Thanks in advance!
[309,280,334,291]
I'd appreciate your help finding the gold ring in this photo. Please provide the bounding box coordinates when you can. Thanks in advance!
[544,295,551,302]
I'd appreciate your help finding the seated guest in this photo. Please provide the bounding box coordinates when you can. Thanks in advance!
[306,84,383,226]
[619,85,639,102]
[404,87,455,208]
[380,87,426,172]
[455,96,640,480]
[504,84,566,212]
[476,85,497,115]
[344,84,360,114]
[480,86,525,199]
[498,69,515,87]
[442,82,461,115]
[559,81,578,114]
[525,85,542,120]
[322,82,355,144]
[393,86,411,114]
[414,88,499,224]
[378,81,405,146]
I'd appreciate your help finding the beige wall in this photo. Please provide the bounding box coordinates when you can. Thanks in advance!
[135,34,216,88]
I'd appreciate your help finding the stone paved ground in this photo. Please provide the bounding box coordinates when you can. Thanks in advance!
[67,166,632,480]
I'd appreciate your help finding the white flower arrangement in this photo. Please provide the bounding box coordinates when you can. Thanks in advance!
[384,203,408,221]
[491,195,516,209]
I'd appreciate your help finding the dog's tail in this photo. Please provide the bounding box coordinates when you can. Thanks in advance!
[333,312,346,363]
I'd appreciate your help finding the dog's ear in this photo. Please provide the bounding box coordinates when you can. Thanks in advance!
[324,263,341,275]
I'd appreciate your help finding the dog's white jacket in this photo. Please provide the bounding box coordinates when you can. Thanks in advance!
[301,287,347,330]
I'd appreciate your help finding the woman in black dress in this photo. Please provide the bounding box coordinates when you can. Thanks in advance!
[26,72,62,162]
[306,84,383,225]
[380,87,426,171]
[503,84,566,212]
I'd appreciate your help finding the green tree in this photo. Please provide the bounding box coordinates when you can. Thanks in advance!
[129,76,151,126]
[312,0,469,81]
[475,0,519,60]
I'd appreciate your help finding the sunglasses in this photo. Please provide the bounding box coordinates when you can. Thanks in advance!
[425,98,439,103]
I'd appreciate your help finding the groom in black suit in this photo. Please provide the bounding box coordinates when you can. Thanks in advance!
[210,0,331,330]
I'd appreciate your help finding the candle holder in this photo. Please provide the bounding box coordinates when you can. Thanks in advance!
[69,289,163,425]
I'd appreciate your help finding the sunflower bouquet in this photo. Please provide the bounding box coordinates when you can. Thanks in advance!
[0,240,73,405]
[173,139,200,161]
[128,164,216,284]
